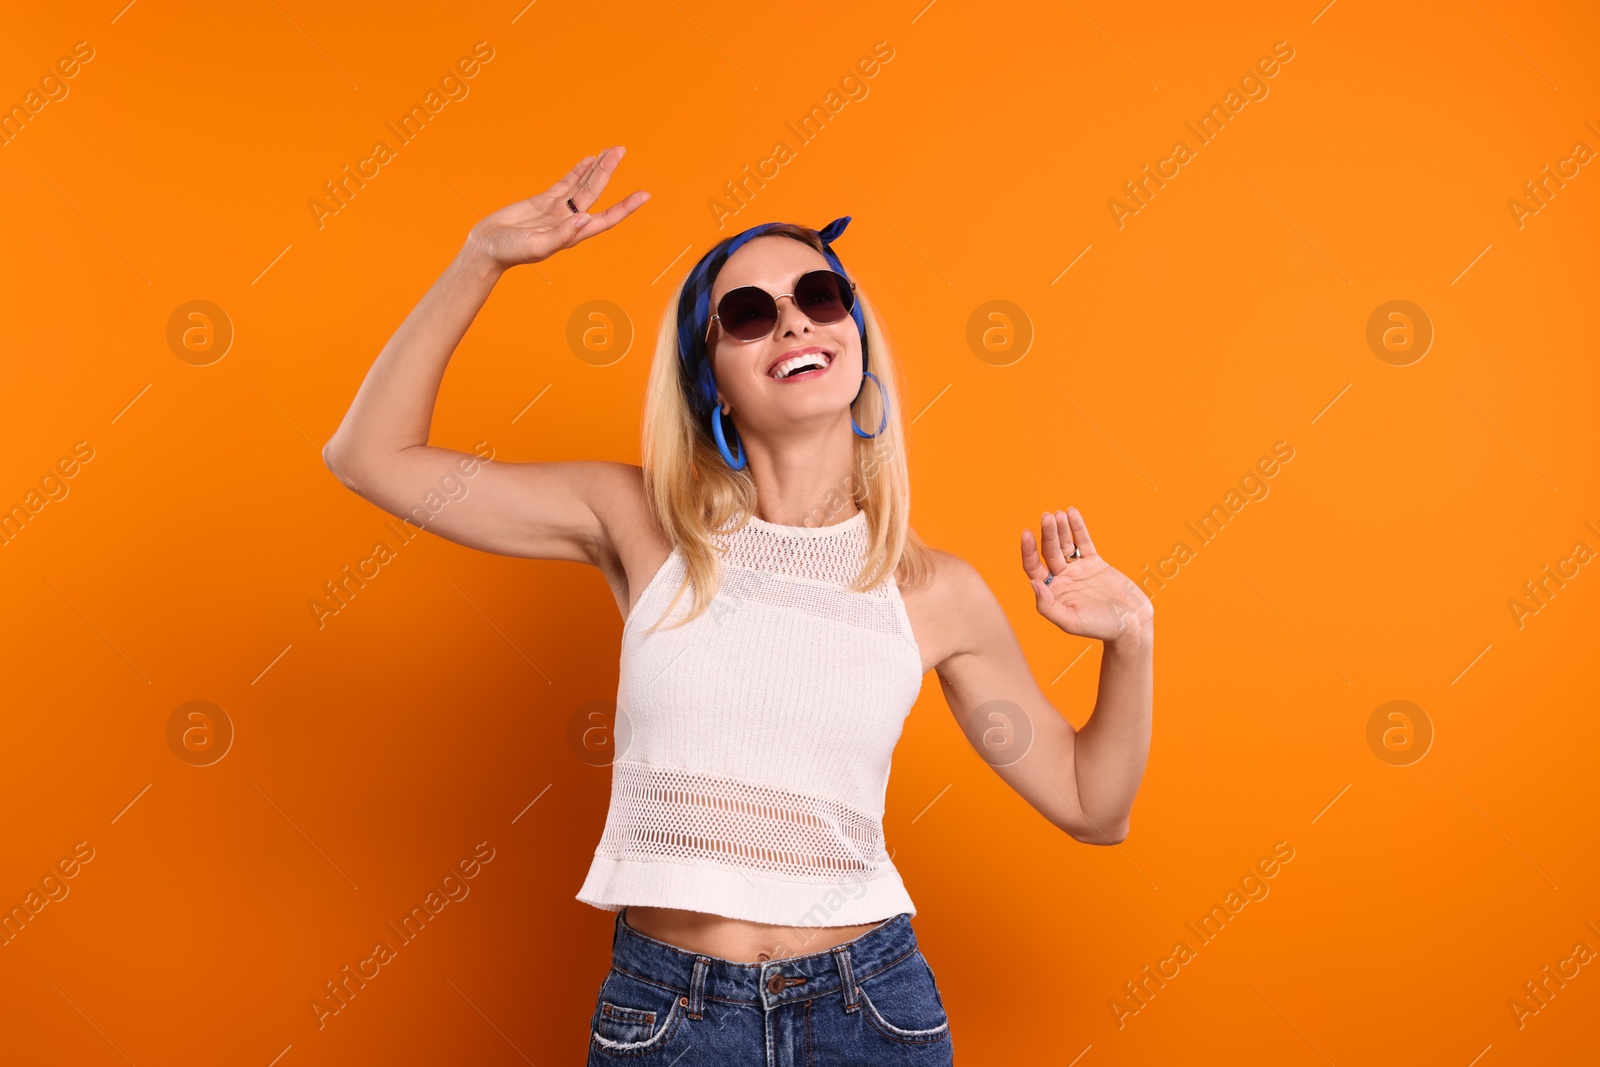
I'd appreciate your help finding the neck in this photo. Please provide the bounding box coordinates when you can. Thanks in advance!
[739,414,860,527]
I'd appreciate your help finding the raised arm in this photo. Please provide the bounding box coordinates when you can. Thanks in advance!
[926,508,1154,845]
[321,148,651,567]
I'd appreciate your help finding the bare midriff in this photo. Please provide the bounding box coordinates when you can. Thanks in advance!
[623,905,884,963]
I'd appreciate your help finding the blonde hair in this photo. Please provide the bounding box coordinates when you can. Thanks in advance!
[639,225,933,632]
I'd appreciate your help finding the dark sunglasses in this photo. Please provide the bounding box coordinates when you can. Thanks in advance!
[706,269,857,344]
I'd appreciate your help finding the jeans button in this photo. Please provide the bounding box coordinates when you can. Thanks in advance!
[767,973,784,994]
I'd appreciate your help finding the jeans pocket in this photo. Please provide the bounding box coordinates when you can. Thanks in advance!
[856,950,951,1045]
[589,968,688,1057]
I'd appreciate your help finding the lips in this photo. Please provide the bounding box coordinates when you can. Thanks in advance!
[767,346,834,380]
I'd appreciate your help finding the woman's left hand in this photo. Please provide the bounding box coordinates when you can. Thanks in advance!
[1021,507,1154,644]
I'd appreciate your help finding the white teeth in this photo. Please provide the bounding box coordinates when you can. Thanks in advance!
[770,352,830,378]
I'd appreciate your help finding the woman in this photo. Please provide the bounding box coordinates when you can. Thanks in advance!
[324,146,1154,1064]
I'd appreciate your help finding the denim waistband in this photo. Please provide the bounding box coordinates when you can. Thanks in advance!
[609,909,920,1013]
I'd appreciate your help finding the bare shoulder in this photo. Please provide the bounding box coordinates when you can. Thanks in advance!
[898,543,1004,673]
[915,546,989,601]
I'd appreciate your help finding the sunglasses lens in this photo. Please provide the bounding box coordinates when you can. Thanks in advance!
[794,270,853,323]
[717,288,778,341]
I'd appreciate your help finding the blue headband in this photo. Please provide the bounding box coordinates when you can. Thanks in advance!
[675,216,868,418]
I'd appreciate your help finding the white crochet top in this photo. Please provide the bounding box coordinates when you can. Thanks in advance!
[576,508,926,927]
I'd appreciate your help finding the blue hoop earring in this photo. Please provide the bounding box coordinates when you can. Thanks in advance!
[851,371,889,439]
[711,406,747,470]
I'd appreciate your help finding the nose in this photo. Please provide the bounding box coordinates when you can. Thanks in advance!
[773,293,812,335]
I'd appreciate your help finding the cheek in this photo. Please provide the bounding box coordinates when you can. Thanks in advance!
[830,347,869,403]
[832,324,865,376]
[715,348,774,408]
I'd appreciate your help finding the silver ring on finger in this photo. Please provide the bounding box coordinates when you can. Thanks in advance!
[566,197,579,213]
[1043,572,1056,586]
[1068,546,1082,560]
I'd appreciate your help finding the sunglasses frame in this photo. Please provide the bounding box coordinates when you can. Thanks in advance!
[705,268,858,346]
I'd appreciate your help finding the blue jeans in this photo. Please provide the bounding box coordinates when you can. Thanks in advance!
[587,909,954,1065]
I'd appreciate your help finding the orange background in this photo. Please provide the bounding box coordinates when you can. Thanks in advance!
[2,1,1597,1063]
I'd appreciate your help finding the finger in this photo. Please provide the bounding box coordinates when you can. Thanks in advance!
[539,158,598,217]
[546,154,598,199]
[537,208,596,254]
[569,145,623,211]
[1065,506,1097,558]
[1055,509,1078,559]
[1039,511,1068,573]
[1019,529,1050,581]
[566,188,651,242]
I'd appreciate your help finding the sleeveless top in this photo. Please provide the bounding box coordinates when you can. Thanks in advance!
[576,508,926,927]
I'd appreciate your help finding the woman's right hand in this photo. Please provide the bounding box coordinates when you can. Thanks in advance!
[465,146,650,271]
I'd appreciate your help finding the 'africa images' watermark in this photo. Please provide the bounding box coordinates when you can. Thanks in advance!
[1,40,95,149]
[1,440,95,549]
[307,42,496,230]
[1110,840,1296,1028]
[2,841,96,949]
[309,841,496,1030]
[1108,41,1296,229]
[707,40,895,230]
[1508,919,1600,1031]
[1505,520,1599,631]
[1506,121,1599,231]
[309,440,496,629]
[1138,441,1295,599]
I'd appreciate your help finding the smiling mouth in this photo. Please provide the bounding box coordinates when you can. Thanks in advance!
[768,351,833,380]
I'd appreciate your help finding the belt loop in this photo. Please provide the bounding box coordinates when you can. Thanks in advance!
[832,945,859,1014]
[686,956,710,1020]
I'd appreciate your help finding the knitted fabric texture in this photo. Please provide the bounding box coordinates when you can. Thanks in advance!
[576,509,925,927]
